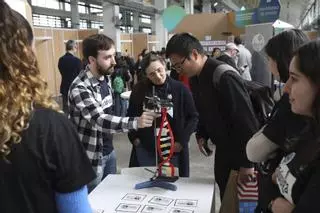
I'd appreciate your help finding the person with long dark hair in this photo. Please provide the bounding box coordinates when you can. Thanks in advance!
[0,1,95,212]
[246,29,309,212]
[267,40,320,212]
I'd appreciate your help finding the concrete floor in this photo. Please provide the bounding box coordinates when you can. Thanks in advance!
[112,133,221,212]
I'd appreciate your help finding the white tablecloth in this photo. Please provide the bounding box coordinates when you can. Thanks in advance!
[89,174,215,213]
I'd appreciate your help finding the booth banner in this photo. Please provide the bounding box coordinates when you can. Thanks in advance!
[245,23,274,87]
[235,8,258,27]
[200,40,226,53]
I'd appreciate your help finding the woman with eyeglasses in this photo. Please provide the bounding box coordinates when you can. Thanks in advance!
[127,53,198,177]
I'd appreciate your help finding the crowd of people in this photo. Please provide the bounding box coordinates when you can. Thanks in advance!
[1,1,320,212]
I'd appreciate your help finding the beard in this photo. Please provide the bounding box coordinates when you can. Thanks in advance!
[96,62,115,76]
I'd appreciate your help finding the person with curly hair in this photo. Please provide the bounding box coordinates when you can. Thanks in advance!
[0,2,96,213]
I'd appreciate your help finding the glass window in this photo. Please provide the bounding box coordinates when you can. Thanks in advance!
[32,0,60,9]
[80,19,88,29]
[120,26,133,33]
[142,27,151,34]
[32,13,62,28]
[140,14,151,24]
[65,2,71,11]
[90,4,102,13]
[32,0,45,7]
[78,2,88,14]
[91,21,103,29]
[65,17,71,28]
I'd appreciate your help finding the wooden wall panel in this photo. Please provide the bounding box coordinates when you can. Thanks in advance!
[78,42,84,60]
[63,30,78,41]
[227,12,245,37]
[304,31,319,40]
[171,12,245,42]
[121,42,133,57]
[35,39,56,96]
[173,13,229,41]
[34,28,46,37]
[52,29,65,96]
[148,35,157,42]
[34,27,98,96]
[121,33,132,40]
[120,33,133,56]
[43,29,57,96]
[78,29,98,40]
[132,33,148,60]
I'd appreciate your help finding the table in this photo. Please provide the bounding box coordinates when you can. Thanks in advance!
[89,174,215,213]
[121,167,179,177]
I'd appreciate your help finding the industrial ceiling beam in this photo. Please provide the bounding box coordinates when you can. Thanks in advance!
[103,0,160,15]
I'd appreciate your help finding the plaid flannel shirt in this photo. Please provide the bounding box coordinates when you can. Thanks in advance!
[68,67,137,174]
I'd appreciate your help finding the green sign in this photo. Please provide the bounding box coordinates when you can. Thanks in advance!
[235,8,258,27]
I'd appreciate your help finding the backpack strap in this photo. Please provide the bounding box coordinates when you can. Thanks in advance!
[213,64,240,87]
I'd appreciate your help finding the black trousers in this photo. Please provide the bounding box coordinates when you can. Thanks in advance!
[214,147,239,200]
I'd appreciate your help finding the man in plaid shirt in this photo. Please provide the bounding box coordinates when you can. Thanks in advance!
[68,34,155,191]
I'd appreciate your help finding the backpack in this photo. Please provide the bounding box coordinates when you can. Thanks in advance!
[213,64,274,127]
[112,75,125,94]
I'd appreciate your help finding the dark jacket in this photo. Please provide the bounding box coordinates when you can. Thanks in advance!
[190,58,259,168]
[217,54,238,71]
[58,53,82,97]
[127,77,198,177]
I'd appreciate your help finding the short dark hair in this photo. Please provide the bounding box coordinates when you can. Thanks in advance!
[141,52,165,73]
[166,33,205,58]
[234,36,242,45]
[82,34,114,60]
[66,40,76,51]
[264,29,309,82]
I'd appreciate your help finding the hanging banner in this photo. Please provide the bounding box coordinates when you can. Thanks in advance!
[235,0,281,27]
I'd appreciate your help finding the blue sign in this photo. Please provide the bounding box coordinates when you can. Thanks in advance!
[258,0,281,23]
[235,0,281,27]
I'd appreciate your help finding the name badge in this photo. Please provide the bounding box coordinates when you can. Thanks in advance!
[276,153,297,204]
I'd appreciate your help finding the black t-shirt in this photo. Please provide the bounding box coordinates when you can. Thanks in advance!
[0,107,96,213]
[275,139,320,213]
[263,94,308,151]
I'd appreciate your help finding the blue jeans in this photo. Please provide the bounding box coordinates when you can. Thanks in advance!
[88,150,117,193]
[114,93,128,116]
